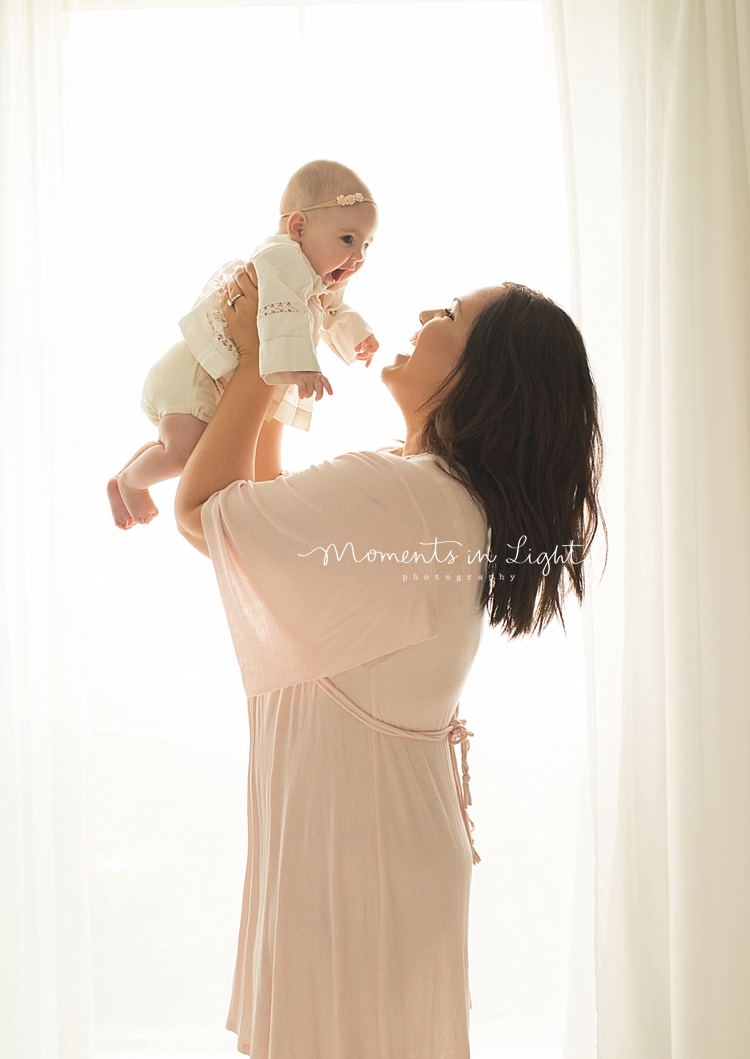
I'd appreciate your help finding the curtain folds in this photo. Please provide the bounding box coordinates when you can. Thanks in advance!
[548,2,750,1057]
[0,1,94,1057]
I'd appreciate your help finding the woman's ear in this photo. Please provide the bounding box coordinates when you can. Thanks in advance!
[286,211,306,243]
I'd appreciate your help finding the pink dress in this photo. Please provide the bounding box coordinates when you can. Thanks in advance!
[201,449,489,1059]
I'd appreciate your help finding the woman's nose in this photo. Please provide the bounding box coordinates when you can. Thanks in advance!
[419,309,440,325]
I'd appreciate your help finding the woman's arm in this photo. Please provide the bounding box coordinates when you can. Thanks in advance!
[174,266,281,555]
[255,416,284,483]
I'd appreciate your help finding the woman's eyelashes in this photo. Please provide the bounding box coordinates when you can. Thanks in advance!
[444,308,455,320]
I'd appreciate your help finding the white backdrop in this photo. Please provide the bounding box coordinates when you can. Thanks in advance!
[65,3,585,1055]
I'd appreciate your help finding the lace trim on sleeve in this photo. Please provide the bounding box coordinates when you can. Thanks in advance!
[194,262,241,360]
[259,301,305,318]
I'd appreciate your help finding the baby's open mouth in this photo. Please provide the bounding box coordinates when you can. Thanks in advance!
[331,268,348,282]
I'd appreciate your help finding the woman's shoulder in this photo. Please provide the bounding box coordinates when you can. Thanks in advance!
[282,446,456,482]
[295,447,438,476]
[279,449,404,489]
[360,445,450,475]
[274,448,477,517]
[321,449,483,521]
[272,449,447,506]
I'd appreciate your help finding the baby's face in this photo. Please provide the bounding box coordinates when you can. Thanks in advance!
[296,202,378,287]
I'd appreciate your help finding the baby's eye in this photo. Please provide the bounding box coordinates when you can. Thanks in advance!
[341,235,354,245]
[444,308,456,320]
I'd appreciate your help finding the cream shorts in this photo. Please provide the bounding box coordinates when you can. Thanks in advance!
[140,340,223,428]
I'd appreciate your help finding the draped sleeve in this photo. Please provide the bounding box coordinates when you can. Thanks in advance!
[319,290,374,366]
[200,451,438,697]
[253,237,322,380]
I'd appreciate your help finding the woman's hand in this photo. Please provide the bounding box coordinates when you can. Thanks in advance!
[223,263,260,363]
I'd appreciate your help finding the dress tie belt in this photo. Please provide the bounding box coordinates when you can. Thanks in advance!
[314,676,480,865]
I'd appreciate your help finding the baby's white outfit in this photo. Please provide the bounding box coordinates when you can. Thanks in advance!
[140,235,373,433]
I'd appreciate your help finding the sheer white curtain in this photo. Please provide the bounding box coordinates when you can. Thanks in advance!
[0,1,94,1058]
[547,2,750,1057]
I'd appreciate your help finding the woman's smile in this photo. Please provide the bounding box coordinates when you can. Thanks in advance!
[381,290,497,432]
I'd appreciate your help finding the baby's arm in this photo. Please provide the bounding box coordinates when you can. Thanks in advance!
[321,290,377,367]
[254,241,324,380]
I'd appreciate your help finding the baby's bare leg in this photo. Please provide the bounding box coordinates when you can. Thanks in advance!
[118,413,207,525]
[107,440,163,529]
[119,438,163,472]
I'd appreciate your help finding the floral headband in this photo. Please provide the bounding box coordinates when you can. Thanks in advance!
[280,192,377,219]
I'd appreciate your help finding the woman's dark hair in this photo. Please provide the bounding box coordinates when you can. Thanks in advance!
[419,282,605,638]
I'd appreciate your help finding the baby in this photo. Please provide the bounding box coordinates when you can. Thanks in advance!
[107,159,379,529]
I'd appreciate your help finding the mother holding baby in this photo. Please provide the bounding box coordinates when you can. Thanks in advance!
[175,227,603,1055]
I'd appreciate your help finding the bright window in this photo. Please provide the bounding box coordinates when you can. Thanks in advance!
[67,4,580,1055]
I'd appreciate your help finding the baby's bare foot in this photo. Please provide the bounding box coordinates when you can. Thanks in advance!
[107,477,135,530]
[117,475,159,524]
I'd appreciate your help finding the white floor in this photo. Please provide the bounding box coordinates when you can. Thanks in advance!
[473,1050,562,1059]
[95,1027,563,1058]
[97,1048,562,1059]
[98,1053,561,1059]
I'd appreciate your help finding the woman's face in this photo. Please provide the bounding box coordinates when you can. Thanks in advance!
[381,287,500,419]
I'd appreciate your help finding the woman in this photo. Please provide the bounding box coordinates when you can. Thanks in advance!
[175,267,603,1058]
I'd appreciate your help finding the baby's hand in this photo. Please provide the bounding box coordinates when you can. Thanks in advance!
[355,334,379,368]
[287,371,333,401]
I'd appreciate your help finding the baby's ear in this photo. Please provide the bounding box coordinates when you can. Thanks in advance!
[286,211,306,243]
